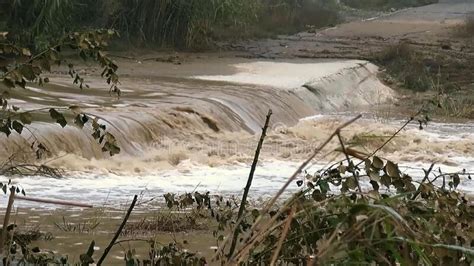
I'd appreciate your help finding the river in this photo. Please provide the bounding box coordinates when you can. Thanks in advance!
[1,57,473,209]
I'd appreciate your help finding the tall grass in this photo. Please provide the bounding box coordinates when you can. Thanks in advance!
[108,0,260,48]
[377,42,433,92]
[457,11,474,38]
[7,0,99,50]
[4,0,341,49]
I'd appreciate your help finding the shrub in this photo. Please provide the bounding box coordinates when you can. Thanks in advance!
[377,42,433,92]
[461,12,474,37]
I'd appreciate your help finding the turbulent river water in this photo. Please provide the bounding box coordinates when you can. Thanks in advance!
[1,57,473,208]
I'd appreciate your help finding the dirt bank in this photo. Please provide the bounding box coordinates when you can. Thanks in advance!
[223,2,473,59]
[219,2,474,93]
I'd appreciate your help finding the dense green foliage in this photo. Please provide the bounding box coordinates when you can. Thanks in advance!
[4,0,101,51]
[108,0,260,48]
[1,0,342,49]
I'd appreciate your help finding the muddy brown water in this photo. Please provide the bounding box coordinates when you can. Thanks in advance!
[1,56,473,264]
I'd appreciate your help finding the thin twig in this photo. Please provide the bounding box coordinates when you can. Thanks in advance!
[97,195,138,266]
[227,109,272,258]
[337,131,363,193]
[270,206,296,266]
[411,163,435,200]
[355,110,422,168]
[0,187,16,256]
[14,195,92,208]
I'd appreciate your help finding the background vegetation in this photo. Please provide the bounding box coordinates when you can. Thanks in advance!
[0,0,343,50]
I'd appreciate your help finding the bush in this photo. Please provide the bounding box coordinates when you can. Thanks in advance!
[377,42,413,63]
[461,12,474,37]
[256,0,340,35]
[377,42,433,92]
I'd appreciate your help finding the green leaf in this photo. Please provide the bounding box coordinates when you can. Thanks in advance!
[103,141,120,156]
[49,108,67,127]
[19,113,32,124]
[372,156,384,170]
[251,209,260,218]
[86,240,95,257]
[370,180,379,191]
[368,170,380,182]
[452,174,460,189]
[349,204,369,216]
[12,120,23,134]
[345,176,358,190]
[0,123,11,136]
[312,189,325,201]
[380,174,391,188]
[92,118,100,130]
[368,204,408,226]
[2,91,10,99]
[22,48,31,57]
[19,64,36,81]
[39,58,51,72]
[319,180,330,194]
[3,78,15,88]
[0,32,8,41]
[92,130,101,139]
[16,78,26,89]
[385,161,400,178]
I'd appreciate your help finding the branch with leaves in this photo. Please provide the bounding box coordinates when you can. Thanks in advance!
[0,29,122,160]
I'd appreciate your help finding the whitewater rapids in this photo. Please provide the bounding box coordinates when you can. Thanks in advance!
[1,57,473,208]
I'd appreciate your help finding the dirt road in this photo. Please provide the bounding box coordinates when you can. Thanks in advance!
[226,1,474,61]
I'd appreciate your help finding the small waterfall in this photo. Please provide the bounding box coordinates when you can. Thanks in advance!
[0,59,394,167]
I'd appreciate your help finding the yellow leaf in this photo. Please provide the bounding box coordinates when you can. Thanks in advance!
[22,48,32,57]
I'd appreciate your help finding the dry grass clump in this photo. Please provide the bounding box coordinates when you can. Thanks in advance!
[377,42,433,92]
[167,151,188,166]
[463,12,474,37]
[454,12,474,37]
[377,42,413,63]
[122,213,209,236]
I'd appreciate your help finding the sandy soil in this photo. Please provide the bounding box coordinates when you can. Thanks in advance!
[221,2,474,61]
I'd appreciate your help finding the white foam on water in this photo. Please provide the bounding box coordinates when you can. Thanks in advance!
[1,160,304,209]
[194,60,366,89]
[2,155,473,209]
